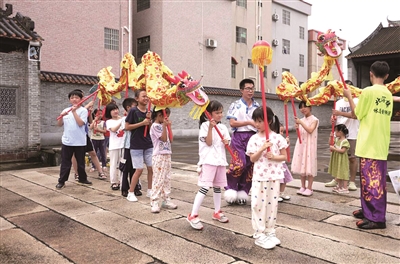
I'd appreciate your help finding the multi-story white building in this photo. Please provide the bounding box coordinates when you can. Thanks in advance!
[1,0,311,91]
[231,0,311,91]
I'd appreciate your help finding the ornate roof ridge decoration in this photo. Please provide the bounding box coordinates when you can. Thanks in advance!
[387,16,400,27]
[348,23,383,54]
[40,71,99,85]
[0,3,43,41]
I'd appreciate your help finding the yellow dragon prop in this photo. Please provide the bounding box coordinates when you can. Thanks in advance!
[97,51,209,119]
[276,29,400,105]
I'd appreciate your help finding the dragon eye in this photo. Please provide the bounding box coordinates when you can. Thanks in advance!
[318,35,325,41]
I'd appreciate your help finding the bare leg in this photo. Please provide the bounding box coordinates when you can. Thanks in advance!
[300,176,306,189]
[280,183,286,193]
[72,154,78,175]
[343,180,348,189]
[307,175,314,190]
[349,157,357,183]
[89,150,104,174]
[147,166,153,189]
[128,169,143,192]
[337,179,343,189]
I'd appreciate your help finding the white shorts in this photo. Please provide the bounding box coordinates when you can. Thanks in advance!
[198,164,227,188]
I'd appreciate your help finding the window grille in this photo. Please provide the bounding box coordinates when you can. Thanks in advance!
[236,26,247,44]
[283,10,290,25]
[0,88,17,115]
[137,36,150,60]
[104,28,119,51]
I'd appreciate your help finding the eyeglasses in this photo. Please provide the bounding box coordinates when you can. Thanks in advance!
[243,87,255,91]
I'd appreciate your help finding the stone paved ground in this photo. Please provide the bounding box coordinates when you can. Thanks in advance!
[1,162,399,264]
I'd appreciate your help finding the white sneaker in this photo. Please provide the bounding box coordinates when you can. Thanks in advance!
[325,179,338,187]
[279,192,291,200]
[161,200,178,209]
[254,234,276,249]
[267,232,281,245]
[146,189,152,198]
[278,197,283,202]
[187,214,203,230]
[126,192,138,202]
[348,182,357,191]
[151,202,160,213]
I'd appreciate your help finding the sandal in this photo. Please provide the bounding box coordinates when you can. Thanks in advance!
[111,183,120,191]
[89,168,96,173]
[98,172,107,180]
[353,209,364,219]
[74,173,79,181]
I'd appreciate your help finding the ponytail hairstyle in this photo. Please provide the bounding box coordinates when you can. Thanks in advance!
[151,107,170,122]
[335,124,349,137]
[199,100,223,128]
[251,106,281,133]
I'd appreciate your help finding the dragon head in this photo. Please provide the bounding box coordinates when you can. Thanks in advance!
[316,29,343,58]
[164,71,209,107]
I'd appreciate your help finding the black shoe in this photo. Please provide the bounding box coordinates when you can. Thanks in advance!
[121,190,128,197]
[56,183,65,189]
[353,209,364,219]
[134,189,142,196]
[357,218,386,229]
[78,180,92,185]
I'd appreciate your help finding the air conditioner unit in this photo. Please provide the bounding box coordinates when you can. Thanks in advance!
[272,13,279,21]
[272,70,279,78]
[272,39,279,46]
[205,38,217,48]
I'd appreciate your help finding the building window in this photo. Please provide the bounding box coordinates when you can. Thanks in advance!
[137,36,150,61]
[137,0,150,12]
[299,54,304,67]
[283,68,290,73]
[104,28,119,51]
[248,59,253,68]
[263,66,268,78]
[299,26,305,39]
[231,58,237,78]
[231,64,236,78]
[282,39,290,54]
[283,10,290,25]
[236,26,247,44]
[237,0,247,8]
[0,88,17,115]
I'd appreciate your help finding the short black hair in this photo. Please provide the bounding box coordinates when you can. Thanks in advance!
[68,90,83,99]
[344,80,353,86]
[122,98,137,111]
[239,78,254,89]
[151,107,170,121]
[299,101,310,109]
[370,61,390,79]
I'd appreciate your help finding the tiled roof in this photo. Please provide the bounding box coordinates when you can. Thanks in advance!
[40,71,98,85]
[38,72,278,98]
[203,86,278,100]
[346,24,400,59]
[0,4,43,42]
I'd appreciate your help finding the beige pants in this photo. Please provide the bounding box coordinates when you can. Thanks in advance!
[251,180,280,236]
